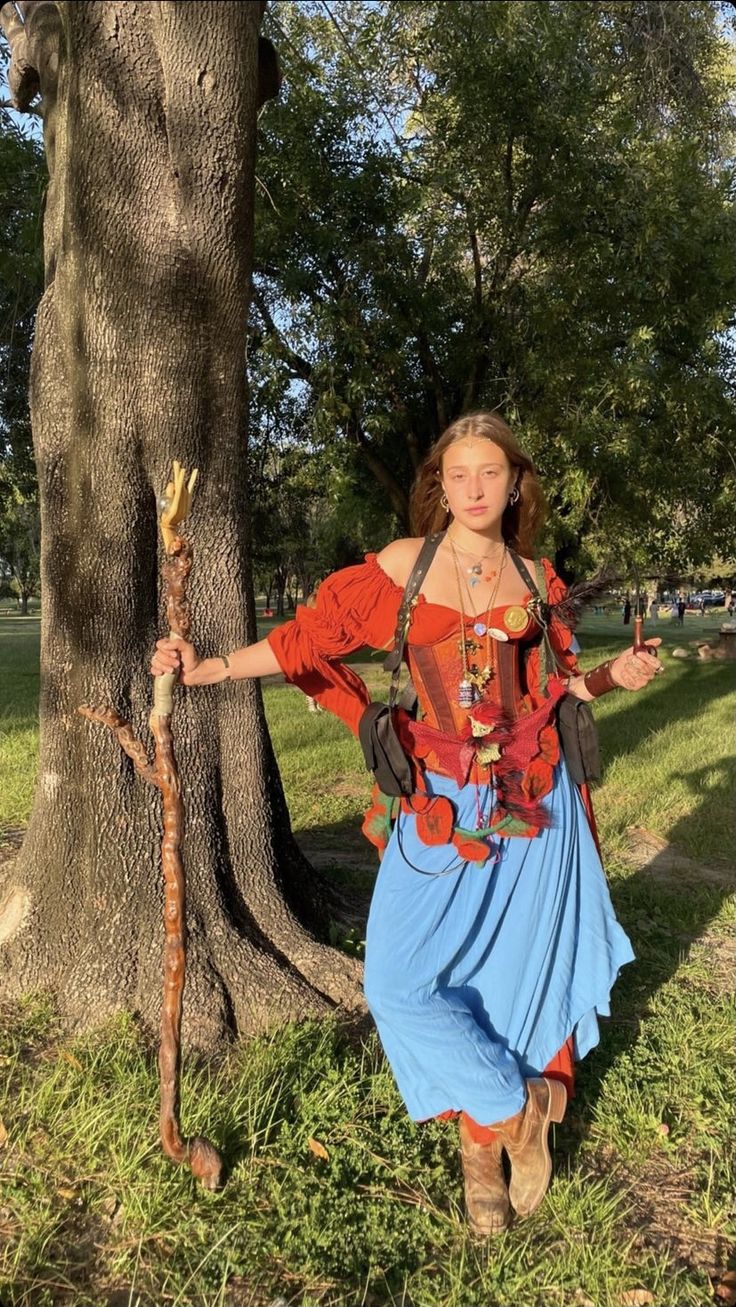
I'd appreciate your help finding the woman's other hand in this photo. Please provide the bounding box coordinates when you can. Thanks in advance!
[610,638,664,691]
[150,637,200,684]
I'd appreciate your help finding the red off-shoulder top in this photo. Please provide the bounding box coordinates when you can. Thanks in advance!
[267,552,579,734]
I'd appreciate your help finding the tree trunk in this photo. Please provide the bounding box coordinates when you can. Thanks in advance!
[273,564,288,617]
[0,0,363,1053]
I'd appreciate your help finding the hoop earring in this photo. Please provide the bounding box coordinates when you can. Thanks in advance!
[509,487,520,505]
[440,493,450,511]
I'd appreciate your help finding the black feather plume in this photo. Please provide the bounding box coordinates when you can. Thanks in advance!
[549,569,620,629]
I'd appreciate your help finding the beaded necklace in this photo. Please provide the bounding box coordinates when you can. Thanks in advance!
[448,535,505,587]
[449,539,508,707]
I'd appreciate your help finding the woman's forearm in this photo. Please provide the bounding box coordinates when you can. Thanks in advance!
[565,673,594,702]
[186,637,283,685]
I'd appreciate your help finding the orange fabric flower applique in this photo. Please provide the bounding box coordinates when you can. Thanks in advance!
[401,793,455,847]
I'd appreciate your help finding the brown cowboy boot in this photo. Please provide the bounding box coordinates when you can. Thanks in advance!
[458,1115,511,1235]
[493,1077,567,1218]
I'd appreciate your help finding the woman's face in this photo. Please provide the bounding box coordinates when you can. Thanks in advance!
[440,438,517,530]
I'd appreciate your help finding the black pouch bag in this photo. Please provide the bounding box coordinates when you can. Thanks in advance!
[508,550,602,786]
[358,532,445,797]
[555,692,601,784]
[358,700,413,797]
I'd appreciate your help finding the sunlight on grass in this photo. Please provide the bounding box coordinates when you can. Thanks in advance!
[0,611,733,1305]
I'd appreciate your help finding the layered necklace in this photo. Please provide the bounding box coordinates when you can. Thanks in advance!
[450,537,506,588]
[448,537,509,708]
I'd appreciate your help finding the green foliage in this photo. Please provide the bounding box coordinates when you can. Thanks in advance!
[0,110,45,605]
[249,426,395,603]
[254,0,736,570]
[0,477,40,607]
[0,114,44,466]
[4,5,736,579]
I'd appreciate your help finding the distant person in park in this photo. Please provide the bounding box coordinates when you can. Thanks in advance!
[151,411,663,1238]
[623,594,631,625]
[649,596,658,622]
[677,596,686,625]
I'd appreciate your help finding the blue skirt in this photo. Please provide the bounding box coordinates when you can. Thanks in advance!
[363,759,635,1125]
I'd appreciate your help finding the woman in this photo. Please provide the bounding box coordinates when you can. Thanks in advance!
[151,411,663,1236]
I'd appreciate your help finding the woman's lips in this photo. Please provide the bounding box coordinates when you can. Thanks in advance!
[466,506,488,515]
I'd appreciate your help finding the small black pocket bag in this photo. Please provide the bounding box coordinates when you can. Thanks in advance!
[358,700,414,797]
[555,692,601,785]
[358,532,445,797]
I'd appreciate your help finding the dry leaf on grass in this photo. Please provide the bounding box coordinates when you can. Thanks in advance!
[619,1291,655,1306]
[307,1137,329,1160]
[56,1187,79,1201]
[58,1049,83,1071]
[0,1119,8,1148]
[714,1271,736,1306]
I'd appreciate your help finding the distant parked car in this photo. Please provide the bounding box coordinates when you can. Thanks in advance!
[688,591,725,608]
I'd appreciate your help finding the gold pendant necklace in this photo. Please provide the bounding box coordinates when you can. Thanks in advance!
[449,540,508,706]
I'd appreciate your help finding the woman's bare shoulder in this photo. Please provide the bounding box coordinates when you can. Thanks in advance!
[375,537,425,587]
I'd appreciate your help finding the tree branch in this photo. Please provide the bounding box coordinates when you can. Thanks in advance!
[467,204,483,313]
[0,0,60,112]
[346,416,410,528]
[414,328,448,431]
[252,288,313,381]
[77,705,158,787]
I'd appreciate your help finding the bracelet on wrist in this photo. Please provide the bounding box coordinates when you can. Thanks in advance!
[219,654,230,679]
[583,659,618,698]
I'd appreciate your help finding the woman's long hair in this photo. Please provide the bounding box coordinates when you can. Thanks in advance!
[409,411,547,556]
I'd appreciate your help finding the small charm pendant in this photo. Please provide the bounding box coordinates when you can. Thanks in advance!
[469,563,482,575]
[468,574,480,588]
[483,570,498,582]
[458,678,475,708]
[473,621,487,637]
[486,626,509,642]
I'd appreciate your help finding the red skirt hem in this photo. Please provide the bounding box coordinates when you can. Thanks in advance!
[422,1034,575,1144]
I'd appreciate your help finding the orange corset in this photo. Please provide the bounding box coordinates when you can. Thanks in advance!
[406,605,544,738]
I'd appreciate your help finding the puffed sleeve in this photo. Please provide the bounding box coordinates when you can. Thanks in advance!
[266,554,403,736]
[540,557,581,677]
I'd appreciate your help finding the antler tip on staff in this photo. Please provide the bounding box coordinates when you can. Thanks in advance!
[158,459,199,554]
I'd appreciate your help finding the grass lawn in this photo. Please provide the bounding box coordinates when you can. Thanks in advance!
[0,607,734,1307]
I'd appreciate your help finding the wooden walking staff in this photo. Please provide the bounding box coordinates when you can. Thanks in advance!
[79,460,223,1190]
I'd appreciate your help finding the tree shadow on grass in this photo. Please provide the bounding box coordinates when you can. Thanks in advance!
[562,663,732,1197]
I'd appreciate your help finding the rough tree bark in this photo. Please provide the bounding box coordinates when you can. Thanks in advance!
[0,0,364,1052]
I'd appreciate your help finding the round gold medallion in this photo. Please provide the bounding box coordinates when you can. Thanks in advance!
[503,604,529,633]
